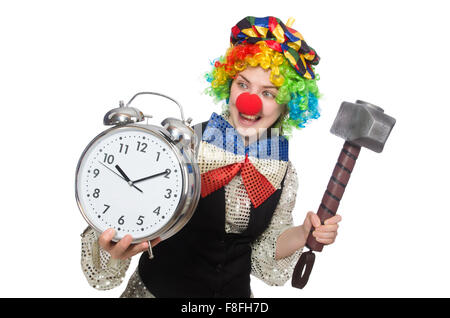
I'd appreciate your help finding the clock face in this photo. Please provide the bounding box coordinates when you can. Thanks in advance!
[76,126,183,242]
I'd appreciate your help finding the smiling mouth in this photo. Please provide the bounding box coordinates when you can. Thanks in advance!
[239,112,261,123]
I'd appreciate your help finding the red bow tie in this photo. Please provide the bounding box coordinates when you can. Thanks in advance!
[201,154,276,208]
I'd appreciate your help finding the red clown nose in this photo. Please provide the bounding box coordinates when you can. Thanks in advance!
[235,92,262,115]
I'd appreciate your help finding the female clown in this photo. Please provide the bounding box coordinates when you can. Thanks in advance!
[80,16,342,297]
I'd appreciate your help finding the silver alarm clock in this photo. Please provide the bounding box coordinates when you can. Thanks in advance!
[75,92,201,258]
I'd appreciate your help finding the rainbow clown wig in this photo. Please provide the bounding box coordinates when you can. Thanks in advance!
[205,16,322,136]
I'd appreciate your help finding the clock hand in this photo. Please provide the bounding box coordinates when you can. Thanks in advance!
[114,164,144,193]
[133,169,169,184]
[97,161,143,193]
[115,165,133,183]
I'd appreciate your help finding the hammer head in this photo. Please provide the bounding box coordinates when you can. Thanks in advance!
[330,100,396,153]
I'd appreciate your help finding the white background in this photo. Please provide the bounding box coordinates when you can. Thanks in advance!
[0,0,448,298]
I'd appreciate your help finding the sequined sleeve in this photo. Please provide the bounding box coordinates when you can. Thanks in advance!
[250,161,302,286]
[80,226,131,290]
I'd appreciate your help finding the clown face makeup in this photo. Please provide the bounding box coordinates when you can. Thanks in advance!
[228,66,285,139]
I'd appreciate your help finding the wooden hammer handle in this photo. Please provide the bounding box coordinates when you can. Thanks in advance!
[306,141,361,251]
[292,141,361,289]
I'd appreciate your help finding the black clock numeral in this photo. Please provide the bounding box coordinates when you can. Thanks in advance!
[103,153,115,164]
[118,215,125,225]
[119,143,129,154]
[164,189,172,199]
[164,169,171,179]
[93,169,100,178]
[153,206,161,216]
[136,215,145,226]
[93,188,100,198]
[102,204,110,214]
[137,141,147,153]
[156,152,160,162]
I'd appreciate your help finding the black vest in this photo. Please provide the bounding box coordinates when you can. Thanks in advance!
[138,122,287,298]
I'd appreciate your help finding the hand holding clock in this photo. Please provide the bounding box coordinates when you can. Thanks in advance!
[99,228,161,260]
[97,166,170,259]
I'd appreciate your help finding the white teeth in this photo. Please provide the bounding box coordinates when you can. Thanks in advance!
[240,113,260,121]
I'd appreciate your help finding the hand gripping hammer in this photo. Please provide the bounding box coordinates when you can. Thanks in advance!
[291,100,396,289]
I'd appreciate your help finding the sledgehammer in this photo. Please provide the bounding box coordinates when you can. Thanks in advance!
[291,100,396,289]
